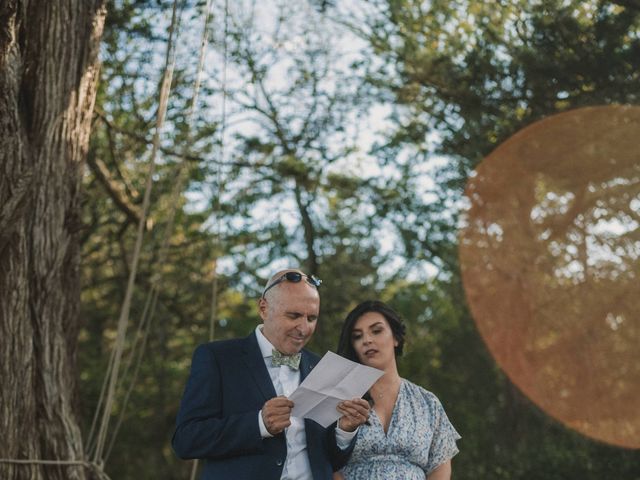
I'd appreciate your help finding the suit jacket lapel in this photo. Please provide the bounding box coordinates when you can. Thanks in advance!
[241,332,277,401]
[299,350,317,382]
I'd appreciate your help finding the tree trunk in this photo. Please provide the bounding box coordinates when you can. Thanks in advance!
[0,1,106,479]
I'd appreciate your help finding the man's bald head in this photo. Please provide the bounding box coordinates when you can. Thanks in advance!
[261,268,323,300]
[258,268,321,354]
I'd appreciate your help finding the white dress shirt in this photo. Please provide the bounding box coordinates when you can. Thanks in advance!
[255,326,356,480]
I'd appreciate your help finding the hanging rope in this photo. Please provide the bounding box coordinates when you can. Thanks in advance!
[190,0,229,478]
[102,0,215,463]
[209,0,229,344]
[90,0,185,467]
[86,338,116,457]
[0,459,112,480]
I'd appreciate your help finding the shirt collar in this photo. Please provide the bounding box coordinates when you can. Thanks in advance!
[255,325,275,359]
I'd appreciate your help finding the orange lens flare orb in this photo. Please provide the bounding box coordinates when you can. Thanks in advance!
[459,105,640,449]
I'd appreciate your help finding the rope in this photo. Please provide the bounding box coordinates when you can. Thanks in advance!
[101,0,215,464]
[86,341,116,458]
[0,459,112,480]
[104,288,157,462]
[190,0,228,478]
[90,0,185,466]
[189,459,199,480]
[209,0,229,344]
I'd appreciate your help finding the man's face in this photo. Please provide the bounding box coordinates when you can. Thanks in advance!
[259,278,319,354]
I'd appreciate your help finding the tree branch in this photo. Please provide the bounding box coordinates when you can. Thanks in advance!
[86,152,144,227]
[94,107,254,168]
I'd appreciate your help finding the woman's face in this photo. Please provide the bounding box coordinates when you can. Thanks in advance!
[351,311,398,370]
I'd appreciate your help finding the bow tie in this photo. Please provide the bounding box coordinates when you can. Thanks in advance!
[271,349,301,370]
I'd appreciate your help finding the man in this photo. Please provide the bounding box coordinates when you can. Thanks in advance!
[172,268,370,479]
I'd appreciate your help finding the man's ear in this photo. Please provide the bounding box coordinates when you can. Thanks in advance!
[258,297,268,320]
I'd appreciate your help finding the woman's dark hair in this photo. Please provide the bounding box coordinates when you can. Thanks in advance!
[337,300,406,363]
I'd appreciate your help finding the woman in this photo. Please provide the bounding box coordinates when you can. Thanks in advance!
[335,300,460,480]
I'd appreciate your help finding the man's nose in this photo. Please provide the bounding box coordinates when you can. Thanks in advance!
[296,318,312,334]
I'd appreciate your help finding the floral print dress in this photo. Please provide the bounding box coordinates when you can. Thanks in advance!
[341,379,460,480]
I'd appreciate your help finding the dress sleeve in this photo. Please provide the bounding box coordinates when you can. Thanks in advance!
[425,393,461,474]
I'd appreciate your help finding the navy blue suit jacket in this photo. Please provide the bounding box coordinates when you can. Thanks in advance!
[172,333,354,479]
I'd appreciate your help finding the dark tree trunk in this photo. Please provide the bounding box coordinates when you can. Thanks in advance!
[0,1,106,479]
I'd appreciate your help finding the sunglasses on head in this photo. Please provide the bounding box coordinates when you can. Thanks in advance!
[262,271,323,298]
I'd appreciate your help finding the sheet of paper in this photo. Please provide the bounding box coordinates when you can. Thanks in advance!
[289,351,383,427]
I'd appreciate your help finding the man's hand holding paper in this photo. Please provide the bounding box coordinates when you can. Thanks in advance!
[289,351,384,428]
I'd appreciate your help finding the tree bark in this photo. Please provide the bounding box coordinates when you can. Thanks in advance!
[0,1,106,479]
